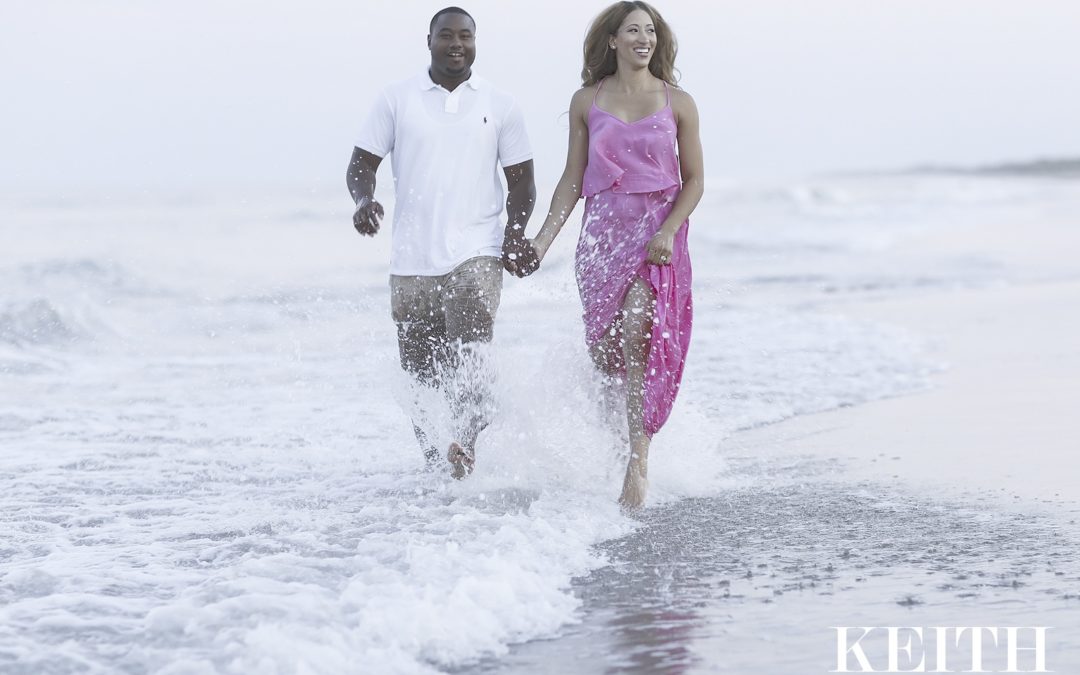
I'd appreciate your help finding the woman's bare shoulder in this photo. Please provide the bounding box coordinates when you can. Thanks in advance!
[669,86,698,122]
[669,85,696,107]
[568,85,597,119]
[571,85,598,106]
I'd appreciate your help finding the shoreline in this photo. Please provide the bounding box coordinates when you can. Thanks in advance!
[460,271,1080,674]
[729,275,1080,510]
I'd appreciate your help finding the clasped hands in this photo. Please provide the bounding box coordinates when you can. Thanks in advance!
[502,226,541,278]
[502,227,674,278]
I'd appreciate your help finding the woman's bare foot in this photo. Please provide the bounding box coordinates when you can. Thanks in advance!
[447,441,475,480]
[618,454,648,511]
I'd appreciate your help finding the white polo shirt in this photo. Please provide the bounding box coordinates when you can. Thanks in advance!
[355,70,533,276]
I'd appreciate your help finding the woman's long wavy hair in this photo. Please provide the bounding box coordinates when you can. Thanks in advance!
[581,1,679,87]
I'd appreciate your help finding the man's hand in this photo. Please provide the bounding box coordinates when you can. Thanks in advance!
[353,196,385,236]
[502,227,540,277]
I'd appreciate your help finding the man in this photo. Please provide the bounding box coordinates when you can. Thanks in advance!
[346,6,539,478]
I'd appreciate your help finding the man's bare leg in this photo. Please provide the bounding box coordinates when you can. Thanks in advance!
[618,278,656,510]
[399,332,444,468]
[415,425,441,470]
[391,275,447,467]
[443,258,502,479]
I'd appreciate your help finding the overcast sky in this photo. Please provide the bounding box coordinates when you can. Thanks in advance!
[3,1,1079,190]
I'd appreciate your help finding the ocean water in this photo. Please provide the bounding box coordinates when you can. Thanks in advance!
[2,175,1079,673]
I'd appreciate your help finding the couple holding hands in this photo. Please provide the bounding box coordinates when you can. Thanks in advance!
[346,2,702,509]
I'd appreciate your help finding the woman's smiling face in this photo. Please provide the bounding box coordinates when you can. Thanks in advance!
[611,8,657,69]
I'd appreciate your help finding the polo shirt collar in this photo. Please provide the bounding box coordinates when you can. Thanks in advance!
[420,69,481,91]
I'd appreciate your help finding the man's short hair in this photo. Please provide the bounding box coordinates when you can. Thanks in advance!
[430,6,475,33]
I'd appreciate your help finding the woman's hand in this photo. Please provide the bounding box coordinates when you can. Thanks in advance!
[529,237,550,263]
[646,229,675,265]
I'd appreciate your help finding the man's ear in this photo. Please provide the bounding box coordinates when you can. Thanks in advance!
[426,34,432,49]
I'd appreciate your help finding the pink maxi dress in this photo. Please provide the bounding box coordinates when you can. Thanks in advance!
[575,80,693,436]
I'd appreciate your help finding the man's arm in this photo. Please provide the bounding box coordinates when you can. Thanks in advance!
[346,147,385,236]
[502,159,538,277]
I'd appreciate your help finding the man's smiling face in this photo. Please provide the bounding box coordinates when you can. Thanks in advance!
[428,12,476,80]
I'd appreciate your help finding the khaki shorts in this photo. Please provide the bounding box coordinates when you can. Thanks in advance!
[390,256,503,377]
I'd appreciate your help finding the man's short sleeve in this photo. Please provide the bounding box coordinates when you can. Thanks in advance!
[355,91,395,158]
[498,101,533,167]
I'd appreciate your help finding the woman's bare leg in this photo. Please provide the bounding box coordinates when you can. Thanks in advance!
[587,330,627,443]
[618,278,655,510]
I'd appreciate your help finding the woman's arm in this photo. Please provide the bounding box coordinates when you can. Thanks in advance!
[646,89,705,265]
[662,89,704,235]
[530,88,592,261]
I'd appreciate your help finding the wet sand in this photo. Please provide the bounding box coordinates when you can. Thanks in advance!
[460,473,1080,674]
[733,229,1080,507]
[459,212,1080,673]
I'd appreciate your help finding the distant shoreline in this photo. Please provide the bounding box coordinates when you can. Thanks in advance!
[906,157,1080,178]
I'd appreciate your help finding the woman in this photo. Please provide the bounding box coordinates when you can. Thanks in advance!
[530,1,703,509]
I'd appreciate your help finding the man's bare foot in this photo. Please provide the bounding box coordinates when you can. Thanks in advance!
[618,459,648,511]
[448,441,475,480]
